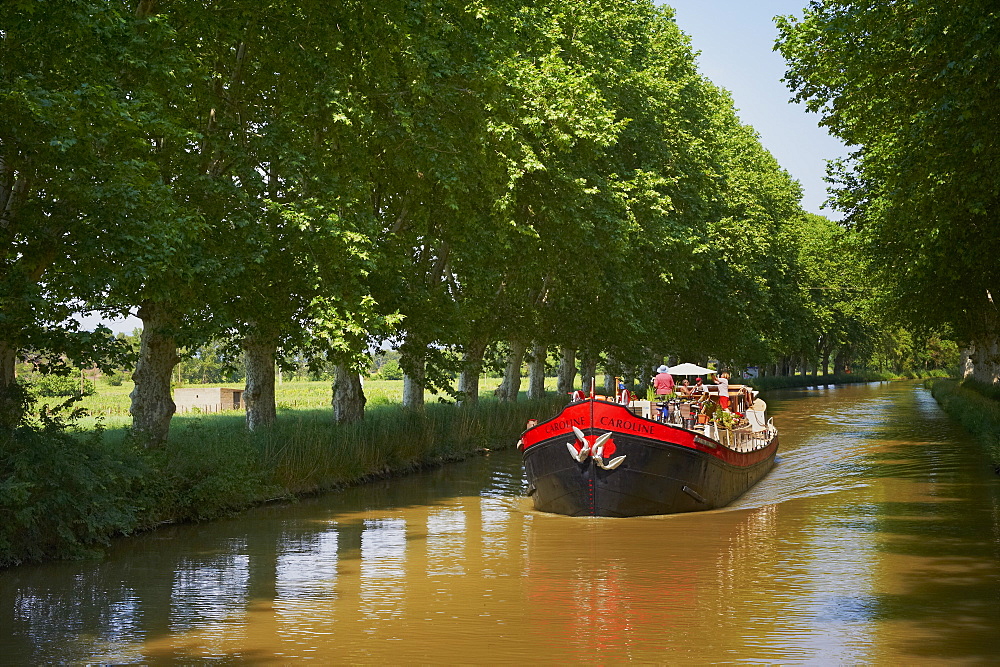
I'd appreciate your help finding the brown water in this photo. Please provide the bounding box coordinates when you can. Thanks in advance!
[2,381,999,664]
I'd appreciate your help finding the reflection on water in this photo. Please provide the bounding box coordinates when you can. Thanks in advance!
[171,551,250,633]
[360,518,407,634]
[2,382,1000,663]
[275,528,338,648]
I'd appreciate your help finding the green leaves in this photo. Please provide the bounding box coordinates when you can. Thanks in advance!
[2,0,880,424]
[776,0,1000,344]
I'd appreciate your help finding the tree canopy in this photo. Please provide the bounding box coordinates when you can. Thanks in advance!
[1,0,956,439]
[776,0,999,355]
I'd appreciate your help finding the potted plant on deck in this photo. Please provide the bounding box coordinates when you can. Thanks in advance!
[713,409,735,447]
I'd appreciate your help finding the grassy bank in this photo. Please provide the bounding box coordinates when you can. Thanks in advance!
[1,390,567,568]
[927,378,1000,465]
[745,368,953,391]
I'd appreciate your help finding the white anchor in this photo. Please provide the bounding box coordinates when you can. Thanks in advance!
[595,453,627,470]
[566,426,591,462]
[566,429,626,469]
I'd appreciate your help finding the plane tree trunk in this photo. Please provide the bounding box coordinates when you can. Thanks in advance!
[129,300,180,448]
[332,364,366,424]
[400,339,426,410]
[579,353,598,395]
[243,328,277,431]
[494,340,526,402]
[833,350,848,375]
[557,347,577,395]
[604,356,622,394]
[0,340,23,430]
[457,339,488,405]
[527,342,547,400]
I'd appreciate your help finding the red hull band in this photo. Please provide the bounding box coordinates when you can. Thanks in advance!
[521,400,774,467]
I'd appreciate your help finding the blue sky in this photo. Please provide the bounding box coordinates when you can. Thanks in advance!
[663,0,847,219]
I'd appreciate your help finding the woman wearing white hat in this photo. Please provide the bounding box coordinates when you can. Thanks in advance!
[653,364,675,400]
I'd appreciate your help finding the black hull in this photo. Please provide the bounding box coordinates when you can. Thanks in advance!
[524,431,777,517]
[519,399,778,517]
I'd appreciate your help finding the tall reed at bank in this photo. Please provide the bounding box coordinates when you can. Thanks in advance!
[0,395,567,568]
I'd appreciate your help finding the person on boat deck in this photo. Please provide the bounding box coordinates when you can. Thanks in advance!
[715,372,731,410]
[677,379,693,396]
[516,419,539,450]
[652,365,674,399]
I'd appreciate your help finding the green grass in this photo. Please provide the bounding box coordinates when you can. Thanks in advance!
[75,376,533,418]
[928,378,1000,465]
[2,378,569,567]
[67,376,537,432]
[73,378,385,416]
[958,377,1000,403]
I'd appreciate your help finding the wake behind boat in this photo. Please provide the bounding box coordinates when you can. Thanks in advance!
[518,384,778,517]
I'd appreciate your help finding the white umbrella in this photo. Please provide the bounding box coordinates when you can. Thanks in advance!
[667,362,714,375]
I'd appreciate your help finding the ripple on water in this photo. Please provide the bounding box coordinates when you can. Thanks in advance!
[736,384,981,512]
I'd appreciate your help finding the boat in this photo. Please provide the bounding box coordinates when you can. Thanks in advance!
[517,383,778,517]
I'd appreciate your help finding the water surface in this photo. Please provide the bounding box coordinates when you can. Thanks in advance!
[2,381,999,663]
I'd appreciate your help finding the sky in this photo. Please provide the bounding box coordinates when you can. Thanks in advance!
[81,0,845,335]
[662,0,847,219]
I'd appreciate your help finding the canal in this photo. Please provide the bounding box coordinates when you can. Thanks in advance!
[2,381,999,663]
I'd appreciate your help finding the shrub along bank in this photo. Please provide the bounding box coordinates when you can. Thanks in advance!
[928,378,1000,465]
[0,395,566,568]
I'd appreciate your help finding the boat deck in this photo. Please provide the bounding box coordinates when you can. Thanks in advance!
[683,422,773,453]
[626,395,776,454]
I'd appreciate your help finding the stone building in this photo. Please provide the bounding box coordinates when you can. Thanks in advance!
[174,387,244,414]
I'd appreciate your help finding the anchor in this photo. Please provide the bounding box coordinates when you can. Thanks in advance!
[566,426,591,462]
[566,429,626,470]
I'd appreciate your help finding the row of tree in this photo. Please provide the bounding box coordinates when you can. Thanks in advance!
[2,0,952,445]
[776,0,997,383]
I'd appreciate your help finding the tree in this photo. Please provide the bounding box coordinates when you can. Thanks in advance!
[777,1,1000,379]
[96,1,380,440]
[792,213,876,374]
[0,0,152,427]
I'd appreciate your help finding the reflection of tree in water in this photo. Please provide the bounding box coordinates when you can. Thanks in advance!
[274,530,340,636]
[5,571,143,663]
[358,518,408,630]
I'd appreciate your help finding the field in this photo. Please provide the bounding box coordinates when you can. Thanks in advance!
[67,377,562,429]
